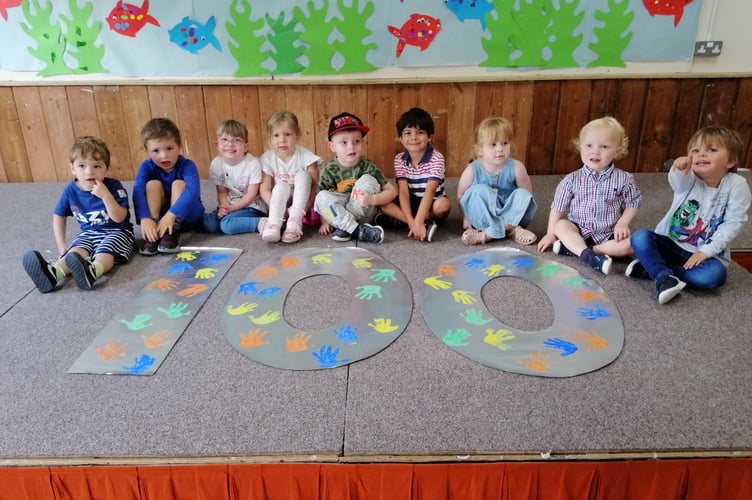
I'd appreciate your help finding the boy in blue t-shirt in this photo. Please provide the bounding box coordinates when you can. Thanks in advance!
[132,117,204,255]
[22,136,135,292]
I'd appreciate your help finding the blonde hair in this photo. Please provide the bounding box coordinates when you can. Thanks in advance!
[266,110,300,142]
[688,126,743,172]
[574,116,629,160]
[473,117,515,158]
[216,119,248,142]
[70,136,110,166]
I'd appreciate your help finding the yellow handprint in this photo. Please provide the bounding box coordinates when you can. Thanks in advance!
[424,275,452,290]
[195,268,217,279]
[352,257,373,269]
[312,253,332,264]
[176,251,198,261]
[368,317,399,333]
[452,290,477,305]
[226,302,258,315]
[484,328,515,350]
[250,310,281,325]
[285,332,312,352]
[483,264,505,277]
[240,328,270,348]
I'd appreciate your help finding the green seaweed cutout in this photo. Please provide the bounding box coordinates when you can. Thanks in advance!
[544,0,583,68]
[20,0,69,76]
[330,0,376,73]
[225,0,268,77]
[481,0,519,67]
[59,0,106,74]
[294,0,332,75]
[588,0,633,68]
[265,10,305,74]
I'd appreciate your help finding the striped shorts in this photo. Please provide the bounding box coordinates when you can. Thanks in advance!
[67,228,136,264]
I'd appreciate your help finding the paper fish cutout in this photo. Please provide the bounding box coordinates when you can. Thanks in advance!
[444,0,494,31]
[168,16,221,54]
[642,0,693,27]
[106,0,159,37]
[387,13,441,58]
[0,0,24,21]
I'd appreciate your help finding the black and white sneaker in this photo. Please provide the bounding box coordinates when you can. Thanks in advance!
[22,250,59,293]
[425,221,438,242]
[553,240,575,256]
[331,228,353,242]
[65,252,97,290]
[356,223,384,244]
[656,275,686,304]
[625,259,650,279]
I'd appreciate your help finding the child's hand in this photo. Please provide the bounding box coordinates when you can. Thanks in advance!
[613,222,631,242]
[318,219,332,236]
[684,250,709,269]
[90,179,108,199]
[672,156,691,174]
[157,212,177,237]
[141,218,159,242]
[217,204,231,218]
[351,188,373,207]
[409,220,427,241]
[537,233,556,253]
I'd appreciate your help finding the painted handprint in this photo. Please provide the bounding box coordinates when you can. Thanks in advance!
[438,264,456,276]
[285,332,312,352]
[536,263,562,277]
[312,345,349,368]
[517,352,550,372]
[177,283,208,297]
[166,262,193,275]
[256,287,283,300]
[226,302,258,315]
[194,268,218,279]
[513,256,535,268]
[368,318,399,333]
[573,290,608,302]
[465,258,484,268]
[443,328,471,346]
[237,281,261,295]
[176,251,198,262]
[577,304,610,321]
[278,256,301,268]
[370,268,396,283]
[250,310,281,325]
[572,330,609,351]
[147,279,177,291]
[561,276,588,289]
[543,337,578,356]
[462,309,493,326]
[312,253,332,264]
[352,257,373,269]
[123,354,156,375]
[452,290,477,305]
[119,313,152,331]
[482,264,505,277]
[356,285,382,300]
[94,340,127,360]
[335,324,359,342]
[158,302,191,319]
[200,254,229,265]
[240,328,270,348]
[255,267,277,279]
[424,275,451,290]
[484,328,516,350]
[140,330,170,348]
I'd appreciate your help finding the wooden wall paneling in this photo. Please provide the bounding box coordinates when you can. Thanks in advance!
[66,86,100,139]
[38,87,75,181]
[667,78,704,160]
[474,82,505,118]
[286,86,317,155]
[202,86,234,148]
[366,84,397,177]
[445,83,477,177]
[12,87,56,182]
[552,80,592,174]
[175,86,211,177]
[587,79,620,119]
[527,81,561,175]
[0,87,30,182]
[501,81,534,166]
[635,79,680,172]
[229,87,264,156]
[90,86,132,182]
[146,86,178,120]
[120,86,152,178]
[256,86,290,131]
[420,84,450,165]
[698,78,738,128]
[728,79,752,169]
[613,79,648,172]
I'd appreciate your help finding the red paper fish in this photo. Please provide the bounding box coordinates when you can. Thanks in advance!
[107,0,160,37]
[642,0,693,27]
[387,13,441,58]
[0,0,24,21]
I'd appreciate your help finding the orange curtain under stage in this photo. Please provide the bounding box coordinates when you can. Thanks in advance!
[1,459,752,499]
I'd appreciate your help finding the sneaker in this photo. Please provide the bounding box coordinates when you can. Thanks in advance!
[625,259,650,279]
[331,228,353,242]
[553,240,575,256]
[22,250,59,293]
[158,229,181,253]
[425,220,438,242]
[261,222,281,243]
[65,252,97,290]
[356,223,384,244]
[580,249,612,275]
[139,239,159,256]
[374,211,406,229]
[656,275,686,305]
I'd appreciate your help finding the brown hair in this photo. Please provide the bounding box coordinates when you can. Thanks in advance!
[216,119,248,142]
[141,117,182,147]
[69,136,110,167]
[687,126,744,172]
[574,116,629,160]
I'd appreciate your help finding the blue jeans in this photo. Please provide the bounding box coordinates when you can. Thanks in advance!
[630,228,727,289]
[203,207,265,235]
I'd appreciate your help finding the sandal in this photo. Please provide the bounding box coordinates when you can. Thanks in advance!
[510,227,537,245]
[462,228,488,245]
[281,221,303,243]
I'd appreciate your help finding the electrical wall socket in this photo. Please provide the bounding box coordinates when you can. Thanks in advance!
[694,41,723,57]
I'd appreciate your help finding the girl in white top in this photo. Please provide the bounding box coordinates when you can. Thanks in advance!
[259,110,321,243]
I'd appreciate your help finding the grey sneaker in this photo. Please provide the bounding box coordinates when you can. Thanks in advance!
[331,228,353,242]
[625,259,650,279]
[553,240,575,256]
[22,250,59,293]
[425,221,438,242]
[356,223,384,244]
[65,252,97,290]
[656,275,686,304]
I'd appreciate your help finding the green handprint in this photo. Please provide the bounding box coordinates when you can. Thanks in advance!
[561,276,588,289]
[462,309,493,326]
[352,257,373,269]
[158,302,191,319]
[443,328,471,346]
[424,275,452,290]
[484,328,516,350]
[312,253,332,264]
[119,313,152,331]
[195,268,218,279]
[452,290,477,305]
[370,268,396,283]
[250,310,281,325]
[536,263,562,277]
[483,264,505,277]
[355,285,382,300]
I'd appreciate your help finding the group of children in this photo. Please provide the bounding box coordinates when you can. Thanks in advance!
[22,109,751,306]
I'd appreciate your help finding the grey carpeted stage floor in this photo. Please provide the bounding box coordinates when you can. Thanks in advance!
[1,173,751,464]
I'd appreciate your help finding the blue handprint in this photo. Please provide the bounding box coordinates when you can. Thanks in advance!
[543,338,578,357]
[256,287,283,300]
[166,262,193,275]
[465,258,484,268]
[513,256,535,268]
[577,304,610,321]
[312,345,350,368]
[238,281,261,296]
[335,324,359,343]
[122,354,156,374]
[200,253,229,265]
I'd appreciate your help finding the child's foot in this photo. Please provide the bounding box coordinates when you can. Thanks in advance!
[356,223,384,244]
[261,222,282,243]
[374,211,406,229]
[625,259,650,279]
[461,228,489,245]
[553,240,575,256]
[158,228,181,253]
[656,275,686,304]
[510,227,537,245]
[139,239,159,256]
[580,248,612,275]
[22,250,59,293]
[425,221,438,243]
[331,228,352,242]
[65,252,97,290]
[281,221,303,243]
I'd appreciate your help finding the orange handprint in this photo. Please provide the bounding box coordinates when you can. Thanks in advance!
[177,283,208,297]
[240,328,270,348]
[94,340,127,360]
[285,332,312,352]
[140,330,170,348]
[517,352,550,372]
[438,264,456,276]
[278,256,301,268]
[572,330,609,351]
[147,279,178,291]
[573,290,608,302]
[255,266,277,279]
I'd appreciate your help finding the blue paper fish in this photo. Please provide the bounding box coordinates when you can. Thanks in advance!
[168,16,221,54]
[444,0,494,31]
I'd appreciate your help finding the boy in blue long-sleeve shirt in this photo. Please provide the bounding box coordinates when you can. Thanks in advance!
[132,118,204,255]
